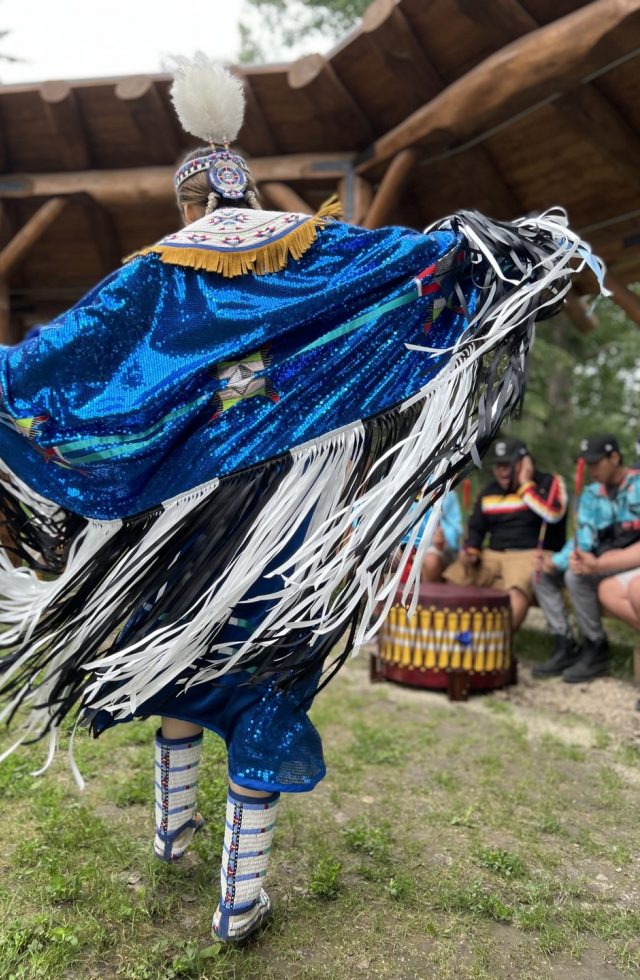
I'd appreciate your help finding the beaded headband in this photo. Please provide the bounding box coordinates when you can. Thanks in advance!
[174,146,250,200]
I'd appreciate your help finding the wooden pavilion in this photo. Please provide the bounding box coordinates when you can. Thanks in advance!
[0,0,639,340]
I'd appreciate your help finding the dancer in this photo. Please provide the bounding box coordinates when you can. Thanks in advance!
[0,56,603,941]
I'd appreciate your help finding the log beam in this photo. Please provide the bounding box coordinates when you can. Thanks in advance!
[363,149,419,229]
[261,182,312,214]
[0,198,67,279]
[362,0,443,106]
[355,0,640,175]
[115,77,181,164]
[605,273,640,327]
[40,81,91,171]
[288,54,375,146]
[0,155,355,205]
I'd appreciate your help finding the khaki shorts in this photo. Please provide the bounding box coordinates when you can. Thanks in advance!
[443,548,537,601]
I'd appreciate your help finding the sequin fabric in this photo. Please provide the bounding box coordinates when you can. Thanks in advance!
[0,220,469,520]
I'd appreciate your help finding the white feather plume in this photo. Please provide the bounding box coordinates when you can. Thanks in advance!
[170,53,245,144]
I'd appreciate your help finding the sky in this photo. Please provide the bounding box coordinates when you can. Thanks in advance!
[0,0,244,85]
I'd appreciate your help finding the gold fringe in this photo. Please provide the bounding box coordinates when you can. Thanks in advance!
[127,200,343,278]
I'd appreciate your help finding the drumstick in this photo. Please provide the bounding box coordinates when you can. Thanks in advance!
[573,457,585,551]
[462,478,472,513]
[534,476,560,583]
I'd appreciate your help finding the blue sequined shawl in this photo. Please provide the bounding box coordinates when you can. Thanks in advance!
[0,206,600,750]
[0,219,463,520]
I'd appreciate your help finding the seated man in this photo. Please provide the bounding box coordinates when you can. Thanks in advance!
[399,490,462,583]
[444,437,567,630]
[533,434,640,681]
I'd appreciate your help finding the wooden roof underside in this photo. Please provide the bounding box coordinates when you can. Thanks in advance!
[0,0,639,335]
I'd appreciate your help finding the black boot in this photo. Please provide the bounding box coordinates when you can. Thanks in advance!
[532,635,581,678]
[562,637,610,683]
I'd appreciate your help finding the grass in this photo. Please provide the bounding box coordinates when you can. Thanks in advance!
[1,642,640,979]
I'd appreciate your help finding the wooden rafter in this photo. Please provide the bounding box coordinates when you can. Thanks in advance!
[288,54,375,147]
[361,0,443,106]
[355,0,640,175]
[457,0,541,37]
[40,81,91,171]
[553,84,640,193]
[240,81,279,158]
[115,77,181,165]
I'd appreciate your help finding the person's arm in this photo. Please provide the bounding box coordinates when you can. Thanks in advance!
[518,471,568,524]
[440,491,462,552]
[573,540,640,575]
[464,490,487,554]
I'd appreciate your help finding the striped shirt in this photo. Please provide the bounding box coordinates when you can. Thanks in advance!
[467,471,568,552]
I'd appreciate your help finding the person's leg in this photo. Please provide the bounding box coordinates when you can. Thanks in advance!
[562,570,610,683]
[509,588,529,631]
[154,717,206,862]
[628,576,640,624]
[531,568,580,677]
[598,577,640,630]
[421,550,445,583]
[532,568,573,638]
[497,551,533,632]
[565,569,606,644]
[212,781,279,941]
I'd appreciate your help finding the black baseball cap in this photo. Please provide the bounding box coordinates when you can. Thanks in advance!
[488,437,528,464]
[578,434,620,463]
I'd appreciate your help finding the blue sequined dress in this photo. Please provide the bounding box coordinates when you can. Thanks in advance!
[0,206,580,786]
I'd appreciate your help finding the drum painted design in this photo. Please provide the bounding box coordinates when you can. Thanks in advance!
[377,583,513,692]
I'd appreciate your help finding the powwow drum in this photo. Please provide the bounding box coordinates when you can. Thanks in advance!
[374,582,514,700]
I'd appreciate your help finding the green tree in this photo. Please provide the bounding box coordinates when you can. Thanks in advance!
[502,295,640,478]
[238,0,370,63]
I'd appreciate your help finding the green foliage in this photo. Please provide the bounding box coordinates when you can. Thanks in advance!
[343,818,392,860]
[503,295,640,477]
[238,0,370,63]
[475,847,527,879]
[308,855,343,899]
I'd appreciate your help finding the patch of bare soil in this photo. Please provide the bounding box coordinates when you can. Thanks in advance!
[493,663,640,744]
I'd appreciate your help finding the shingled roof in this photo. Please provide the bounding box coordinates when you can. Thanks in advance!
[0,0,639,337]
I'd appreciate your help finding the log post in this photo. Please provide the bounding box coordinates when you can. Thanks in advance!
[605,273,640,328]
[363,148,419,229]
[0,198,68,279]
